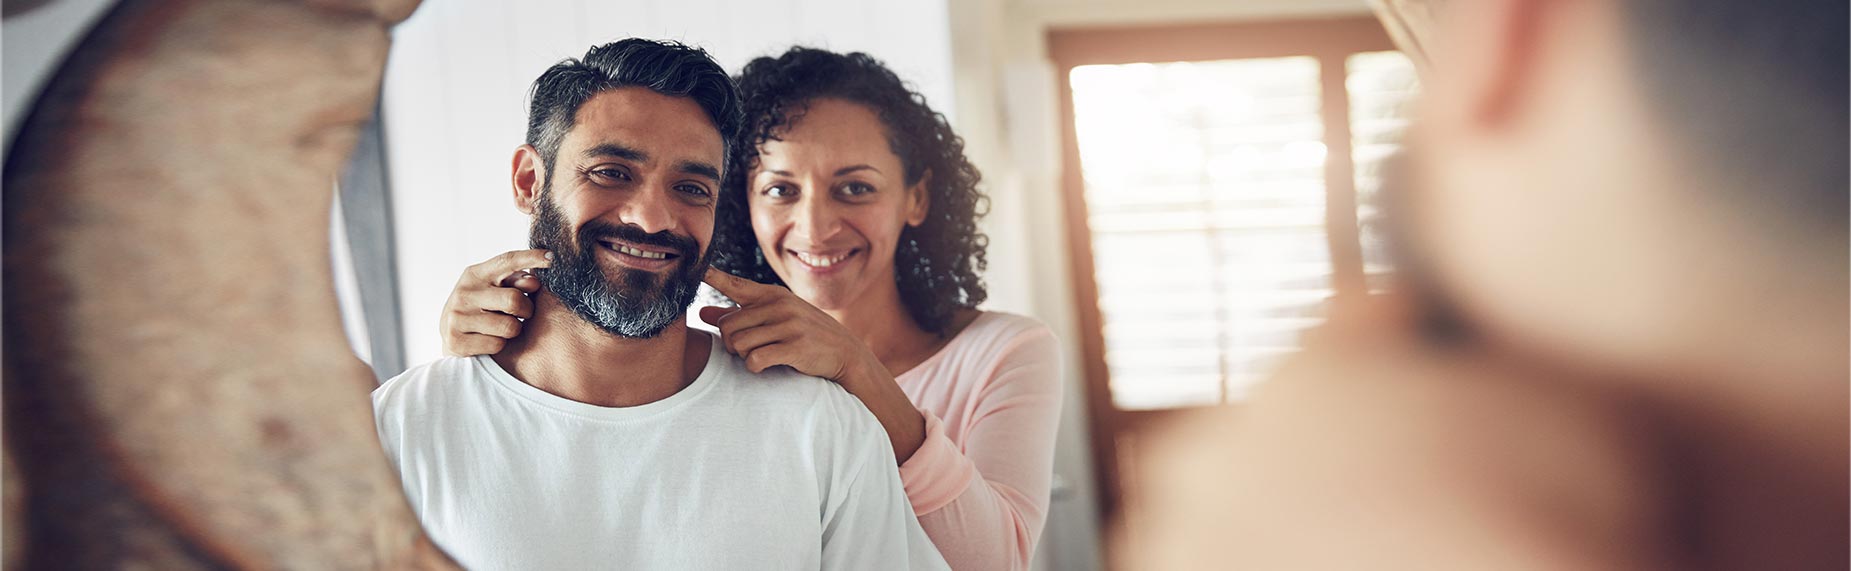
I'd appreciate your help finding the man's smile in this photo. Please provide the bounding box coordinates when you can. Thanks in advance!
[598,238,680,271]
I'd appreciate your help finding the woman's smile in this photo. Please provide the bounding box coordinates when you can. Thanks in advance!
[788,247,861,273]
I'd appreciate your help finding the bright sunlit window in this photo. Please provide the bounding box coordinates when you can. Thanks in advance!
[1347,50,1419,291]
[1070,50,1417,411]
[1071,57,1330,410]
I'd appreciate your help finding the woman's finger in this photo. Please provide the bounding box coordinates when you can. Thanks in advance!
[711,303,797,336]
[725,321,798,357]
[506,272,543,294]
[445,332,508,358]
[465,285,534,319]
[452,311,523,339]
[467,248,553,284]
[742,343,794,374]
[702,268,778,305]
[697,305,741,328]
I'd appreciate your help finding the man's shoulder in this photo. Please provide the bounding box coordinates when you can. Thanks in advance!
[372,356,486,412]
[708,351,882,431]
[711,351,851,400]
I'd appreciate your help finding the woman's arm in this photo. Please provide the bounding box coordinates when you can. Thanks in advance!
[840,357,929,463]
[893,324,1064,571]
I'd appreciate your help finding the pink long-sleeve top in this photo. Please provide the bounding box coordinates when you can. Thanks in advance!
[894,311,1064,571]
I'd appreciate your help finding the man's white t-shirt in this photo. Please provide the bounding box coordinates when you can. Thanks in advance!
[372,334,948,570]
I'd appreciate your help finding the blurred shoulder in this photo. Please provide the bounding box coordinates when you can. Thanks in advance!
[1129,340,1671,568]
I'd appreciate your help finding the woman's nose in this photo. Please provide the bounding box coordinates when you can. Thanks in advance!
[790,191,841,243]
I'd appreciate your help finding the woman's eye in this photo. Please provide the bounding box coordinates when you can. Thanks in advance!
[840,182,876,196]
[764,184,796,198]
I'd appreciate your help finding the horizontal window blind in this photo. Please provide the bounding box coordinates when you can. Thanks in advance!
[1070,57,1331,409]
[1347,50,1419,292]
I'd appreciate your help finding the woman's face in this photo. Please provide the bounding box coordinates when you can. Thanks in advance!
[747,98,928,312]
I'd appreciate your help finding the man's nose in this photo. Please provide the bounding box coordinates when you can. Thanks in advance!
[619,187,677,235]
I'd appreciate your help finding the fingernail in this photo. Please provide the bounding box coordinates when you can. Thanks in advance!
[544,252,554,261]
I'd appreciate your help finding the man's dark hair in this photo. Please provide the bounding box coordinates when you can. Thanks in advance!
[525,38,742,176]
[1617,0,1847,233]
[712,47,990,335]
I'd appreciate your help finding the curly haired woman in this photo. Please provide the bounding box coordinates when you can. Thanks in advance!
[438,47,1063,570]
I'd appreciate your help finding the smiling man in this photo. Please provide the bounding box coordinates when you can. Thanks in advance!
[370,39,946,570]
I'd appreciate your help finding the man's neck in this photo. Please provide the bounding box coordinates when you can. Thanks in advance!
[1648,344,1847,568]
[1658,264,1846,468]
[1623,277,1847,567]
[492,292,708,408]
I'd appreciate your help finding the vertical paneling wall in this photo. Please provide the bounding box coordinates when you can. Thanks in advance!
[382,0,956,362]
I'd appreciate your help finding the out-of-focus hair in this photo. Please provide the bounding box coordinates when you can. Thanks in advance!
[1617,0,1847,232]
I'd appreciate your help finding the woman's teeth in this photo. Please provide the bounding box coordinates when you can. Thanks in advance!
[794,251,850,267]
[614,244,668,259]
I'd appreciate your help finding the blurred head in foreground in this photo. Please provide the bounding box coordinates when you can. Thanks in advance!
[1398,0,1846,383]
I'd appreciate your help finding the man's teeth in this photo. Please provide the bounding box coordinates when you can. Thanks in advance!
[614,245,668,259]
[795,251,850,267]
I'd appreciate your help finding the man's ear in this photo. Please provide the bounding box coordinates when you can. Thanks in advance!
[512,144,544,215]
[1434,0,1549,132]
[905,169,932,227]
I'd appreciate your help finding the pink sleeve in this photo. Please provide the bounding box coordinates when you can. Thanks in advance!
[897,324,1064,571]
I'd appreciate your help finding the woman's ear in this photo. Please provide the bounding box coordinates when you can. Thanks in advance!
[512,144,544,215]
[905,169,932,227]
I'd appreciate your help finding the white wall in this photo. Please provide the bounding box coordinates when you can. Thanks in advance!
[383,0,957,363]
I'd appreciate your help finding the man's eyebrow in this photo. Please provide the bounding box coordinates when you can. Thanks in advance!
[582,143,647,162]
[678,160,721,182]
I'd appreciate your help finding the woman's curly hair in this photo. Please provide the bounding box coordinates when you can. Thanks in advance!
[711,47,989,335]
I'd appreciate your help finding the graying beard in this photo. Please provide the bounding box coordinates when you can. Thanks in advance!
[574,282,687,339]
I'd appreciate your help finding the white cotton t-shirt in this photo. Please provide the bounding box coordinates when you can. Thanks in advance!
[372,334,948,570]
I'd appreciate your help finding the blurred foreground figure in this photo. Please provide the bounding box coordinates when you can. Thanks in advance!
[1128,0,1847,569]
[4,0,453,567]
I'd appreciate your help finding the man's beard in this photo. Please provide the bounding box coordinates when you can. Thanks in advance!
[529,194,709,339]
